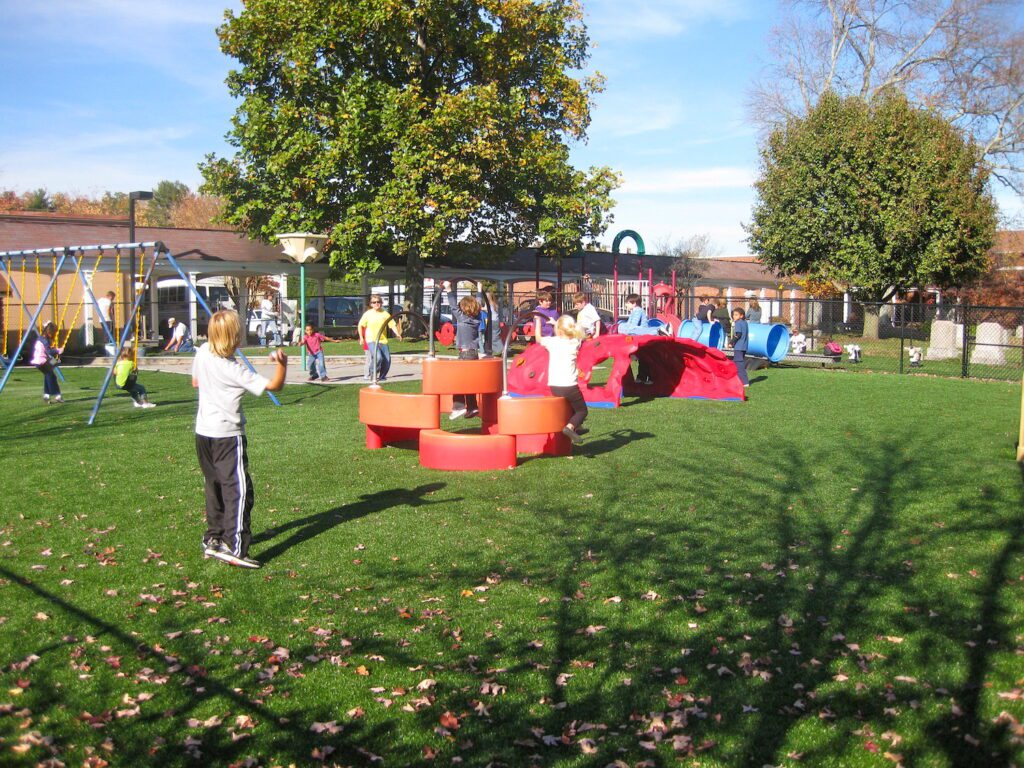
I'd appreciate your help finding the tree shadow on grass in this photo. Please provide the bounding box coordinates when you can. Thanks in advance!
[252,482,449,564]
[0,563,397,766]
[415,431,1024,765]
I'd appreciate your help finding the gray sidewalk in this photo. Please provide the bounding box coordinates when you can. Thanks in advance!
[131,353,428,386]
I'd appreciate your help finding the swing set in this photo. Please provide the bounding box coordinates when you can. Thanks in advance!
[0,241,279,425]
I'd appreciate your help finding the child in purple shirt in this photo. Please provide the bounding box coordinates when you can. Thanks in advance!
[532,290,559,338]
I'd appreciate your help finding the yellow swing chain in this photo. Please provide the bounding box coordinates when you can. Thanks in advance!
[113,248,122,344]
[58,250,104,351]
[19,258,29,341]
[54,254,84,347]
[2,258,10,357]
[36,257,44,331]
[131,248,146,365]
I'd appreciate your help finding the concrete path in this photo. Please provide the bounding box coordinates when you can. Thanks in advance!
[132,353,429,386]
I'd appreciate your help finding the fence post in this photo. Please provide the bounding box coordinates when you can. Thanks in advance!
[897,317,905,376]
[960,306,970,378]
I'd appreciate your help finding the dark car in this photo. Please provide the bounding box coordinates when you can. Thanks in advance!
[303,296,362,335]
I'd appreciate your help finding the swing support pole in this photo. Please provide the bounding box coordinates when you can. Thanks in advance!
[0,251,70,395]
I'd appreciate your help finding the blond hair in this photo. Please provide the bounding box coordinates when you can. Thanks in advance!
[119,344,134,360]
[571,291,587,305]
[555,314,585,340]
[207,310,241,358]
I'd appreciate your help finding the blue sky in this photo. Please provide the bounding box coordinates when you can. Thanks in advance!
[0,0,1018,256]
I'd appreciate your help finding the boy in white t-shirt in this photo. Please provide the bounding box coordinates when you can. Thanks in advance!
[572,291,601,338]
[192,310,287,569]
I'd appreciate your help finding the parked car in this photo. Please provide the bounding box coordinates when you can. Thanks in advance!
[303,296,362,332]
[247,308,294,343]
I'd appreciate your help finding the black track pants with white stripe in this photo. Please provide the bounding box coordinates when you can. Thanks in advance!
[195,434,254,558]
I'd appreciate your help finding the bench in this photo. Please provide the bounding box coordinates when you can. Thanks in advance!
[781,353,842,367]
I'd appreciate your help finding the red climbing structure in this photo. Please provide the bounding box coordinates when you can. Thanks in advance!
[507,334,745,407]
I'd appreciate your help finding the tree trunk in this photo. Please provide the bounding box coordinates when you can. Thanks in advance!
[404,248,424,317]
[862,304,880,340]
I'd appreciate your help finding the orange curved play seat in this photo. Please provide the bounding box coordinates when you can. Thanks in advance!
[359,388,440,428]
[496,396,571,435]
[421,357,503,396]
[419,430,517,471]
[360,388,441,449]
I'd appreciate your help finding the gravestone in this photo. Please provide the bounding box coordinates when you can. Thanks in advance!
[969,322,1009,366]
[925,319,959,360]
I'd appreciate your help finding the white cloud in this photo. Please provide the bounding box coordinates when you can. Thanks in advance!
[3,1,234,30]
[585,0,751,42]
[620,166,755,194]
[589,94,686,137]
[0,123,216,194]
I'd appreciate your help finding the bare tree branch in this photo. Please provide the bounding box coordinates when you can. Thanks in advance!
[750,0,1024,194]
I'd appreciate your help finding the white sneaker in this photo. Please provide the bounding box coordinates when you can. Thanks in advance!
[133,400,144,408]
[142,402,156,409]
[202,539,225,559]
[212,549,261,569]
[42,395,50,403]
[465,408,479,418]
[449,408,467,420]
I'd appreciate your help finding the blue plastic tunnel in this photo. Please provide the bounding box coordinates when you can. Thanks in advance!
[679,320,790,362]
[678,319,725,350]
[747,322,790,362]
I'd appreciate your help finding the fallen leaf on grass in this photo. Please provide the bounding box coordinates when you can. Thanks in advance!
[310,721,343,734]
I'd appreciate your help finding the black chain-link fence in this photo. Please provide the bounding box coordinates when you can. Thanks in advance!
[679,294,1024,382]
[502,282,1023,382]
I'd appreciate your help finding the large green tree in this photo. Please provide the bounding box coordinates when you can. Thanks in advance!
[200,0,619,312]
[746,90,997,337]
[147,180,191,226]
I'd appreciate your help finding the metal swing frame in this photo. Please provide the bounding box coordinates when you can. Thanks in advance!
[0,241,280,424]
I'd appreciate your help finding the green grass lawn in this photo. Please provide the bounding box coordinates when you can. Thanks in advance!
[0,365,1021,767]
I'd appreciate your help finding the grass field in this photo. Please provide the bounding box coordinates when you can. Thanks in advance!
[0,364,1021,767]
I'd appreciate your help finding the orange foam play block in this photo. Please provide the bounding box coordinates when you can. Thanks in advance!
[496,396,571,435]
[359,387,441,429]
[421,357,503,396]
[418,429,517,471]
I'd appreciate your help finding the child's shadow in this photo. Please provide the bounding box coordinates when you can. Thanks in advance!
[253,482,450,563]
[578,428,654,457]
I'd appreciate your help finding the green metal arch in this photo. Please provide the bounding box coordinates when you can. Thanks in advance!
[611,229,645,255]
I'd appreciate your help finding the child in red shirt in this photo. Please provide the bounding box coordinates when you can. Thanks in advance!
[299,324,340,382]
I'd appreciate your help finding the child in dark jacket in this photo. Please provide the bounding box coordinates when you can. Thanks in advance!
[730,308,749,388]
[442,281,482,419]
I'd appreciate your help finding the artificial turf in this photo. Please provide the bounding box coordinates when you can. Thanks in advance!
[0,364,1021,766]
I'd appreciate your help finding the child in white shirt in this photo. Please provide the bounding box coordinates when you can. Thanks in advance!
[192,310,287,569]
[538,315,588,445]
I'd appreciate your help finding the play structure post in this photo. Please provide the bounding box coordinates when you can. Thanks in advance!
[276,233,327,371]
[612,255,619,321]
[611,230,645,325]
[0,250,69,395]
[426,286,441,358]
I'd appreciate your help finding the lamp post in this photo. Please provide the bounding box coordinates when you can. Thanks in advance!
[128,190,153,331]
[276,233,327,370]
